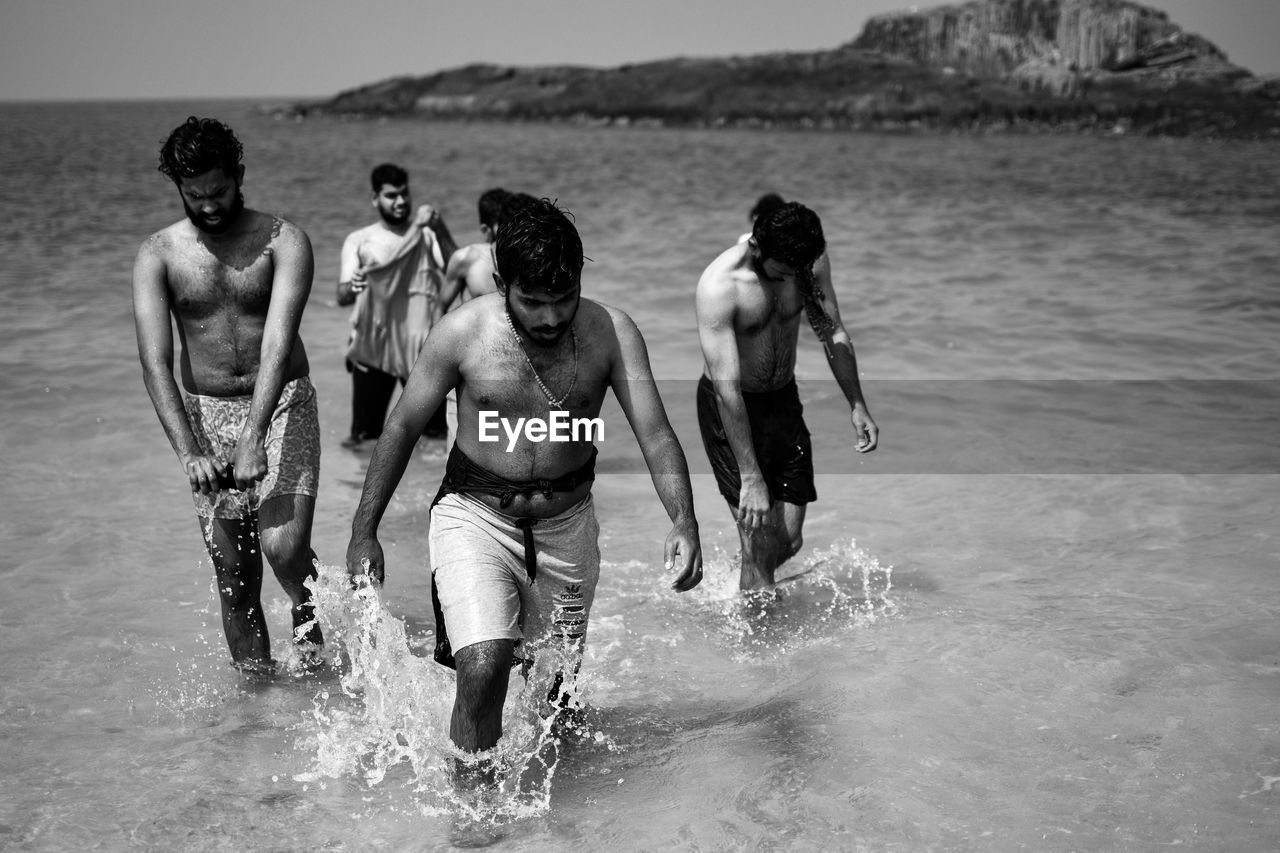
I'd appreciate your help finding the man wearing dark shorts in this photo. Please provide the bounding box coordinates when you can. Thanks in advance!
[695,201,879,589]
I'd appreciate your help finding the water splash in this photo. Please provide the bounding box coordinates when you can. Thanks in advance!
[696,539,896,661]
[299,563,605,825]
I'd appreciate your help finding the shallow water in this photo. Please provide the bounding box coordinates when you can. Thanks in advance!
[0,100,1277,850]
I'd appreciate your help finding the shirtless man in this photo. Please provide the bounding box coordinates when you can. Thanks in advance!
[439,187,511,310]
[346,198,702,764]
[336,163,457,447]
[438,190,539,450]
[132,116,322,669]
[696,201,879,590]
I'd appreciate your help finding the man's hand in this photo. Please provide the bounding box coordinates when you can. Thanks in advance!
[229,439,268,490]
[735,477,773,531]
[664,521,703,592]
[413,204,440,230]
[349,268,368,294]
[184,454,229,495]
[346,535,385,586]
[851,404,879,453]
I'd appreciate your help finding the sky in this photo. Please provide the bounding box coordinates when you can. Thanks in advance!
[1,0,1276,101]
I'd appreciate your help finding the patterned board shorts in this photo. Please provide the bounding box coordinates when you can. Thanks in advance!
[184,377,321,519]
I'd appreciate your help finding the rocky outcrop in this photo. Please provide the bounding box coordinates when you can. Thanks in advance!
[283,0,1280,139]
[851,0,1247,91]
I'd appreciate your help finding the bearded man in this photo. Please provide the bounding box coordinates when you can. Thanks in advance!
[132,116,322,670]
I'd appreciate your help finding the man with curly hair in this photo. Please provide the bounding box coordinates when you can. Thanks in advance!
[132,116,322,671]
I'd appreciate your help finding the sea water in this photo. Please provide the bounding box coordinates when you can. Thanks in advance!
[0,100,1277,850]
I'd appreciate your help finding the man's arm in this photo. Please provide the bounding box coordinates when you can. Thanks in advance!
[346,316,462,583]
[807,254,878,452]
[607,308,702,592]
[336,230,363,307]
[131,237,223,493]
[694,270,771,529]
[438,246,472,313]
[231,220,315,487]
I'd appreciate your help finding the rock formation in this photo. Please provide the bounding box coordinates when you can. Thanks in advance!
[283,0,1279,139]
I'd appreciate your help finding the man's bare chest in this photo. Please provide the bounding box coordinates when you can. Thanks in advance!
[737,284,804,337]
[168,247,275,319]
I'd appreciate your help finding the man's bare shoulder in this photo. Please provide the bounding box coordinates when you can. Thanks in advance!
[459,242,490,263]
[588,298,634,329]
[138,219,192,259]
[583,299,644,350]
[447,242,489,274]
[438,291,499,334]
[697,242,752,294]
[269,212,312,250]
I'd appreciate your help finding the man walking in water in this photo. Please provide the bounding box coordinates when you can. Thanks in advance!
[346,198,702,769]
[696,201,879,589]
[336,163,457,447]
[132,116,322,670]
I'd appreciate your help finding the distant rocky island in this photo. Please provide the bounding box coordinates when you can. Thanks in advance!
[282,0,1280,139]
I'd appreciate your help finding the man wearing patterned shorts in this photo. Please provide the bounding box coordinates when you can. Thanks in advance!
[133,116,323,671]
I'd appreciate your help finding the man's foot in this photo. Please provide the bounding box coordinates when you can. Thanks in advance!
[738,566,777,590]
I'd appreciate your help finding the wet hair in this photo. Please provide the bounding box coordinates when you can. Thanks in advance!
[370,163,408,192]
[752,201,826,273]
[750,192,786,222]
[477,187,511,229]
[158,116,243,184]
[753,201,835,340]
[494,198,584,294]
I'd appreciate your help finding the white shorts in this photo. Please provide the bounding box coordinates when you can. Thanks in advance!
[429,491,600,658]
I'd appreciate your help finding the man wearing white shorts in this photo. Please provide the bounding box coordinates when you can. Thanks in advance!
[346,198,703,765]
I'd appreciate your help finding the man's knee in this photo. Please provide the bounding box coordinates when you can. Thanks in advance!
[259,519,313,576]
[454,640,514,707]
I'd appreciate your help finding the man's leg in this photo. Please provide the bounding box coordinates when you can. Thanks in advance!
[257,493,323,647]
[779,500,807,564]
[451,639,515,753]
[733,500,806,590]
[347,361,398,445]
[199,514,272,665]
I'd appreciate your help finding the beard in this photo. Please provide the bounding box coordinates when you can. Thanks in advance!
[184,190,245,235]
[378,204,410,226]
[505,292,580,348]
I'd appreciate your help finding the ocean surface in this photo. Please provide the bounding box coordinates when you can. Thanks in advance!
[1,99,1278,851]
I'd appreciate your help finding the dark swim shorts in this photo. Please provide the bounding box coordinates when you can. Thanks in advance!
[696,374,817,508]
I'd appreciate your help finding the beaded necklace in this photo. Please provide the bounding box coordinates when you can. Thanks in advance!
[503,305,578,408]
